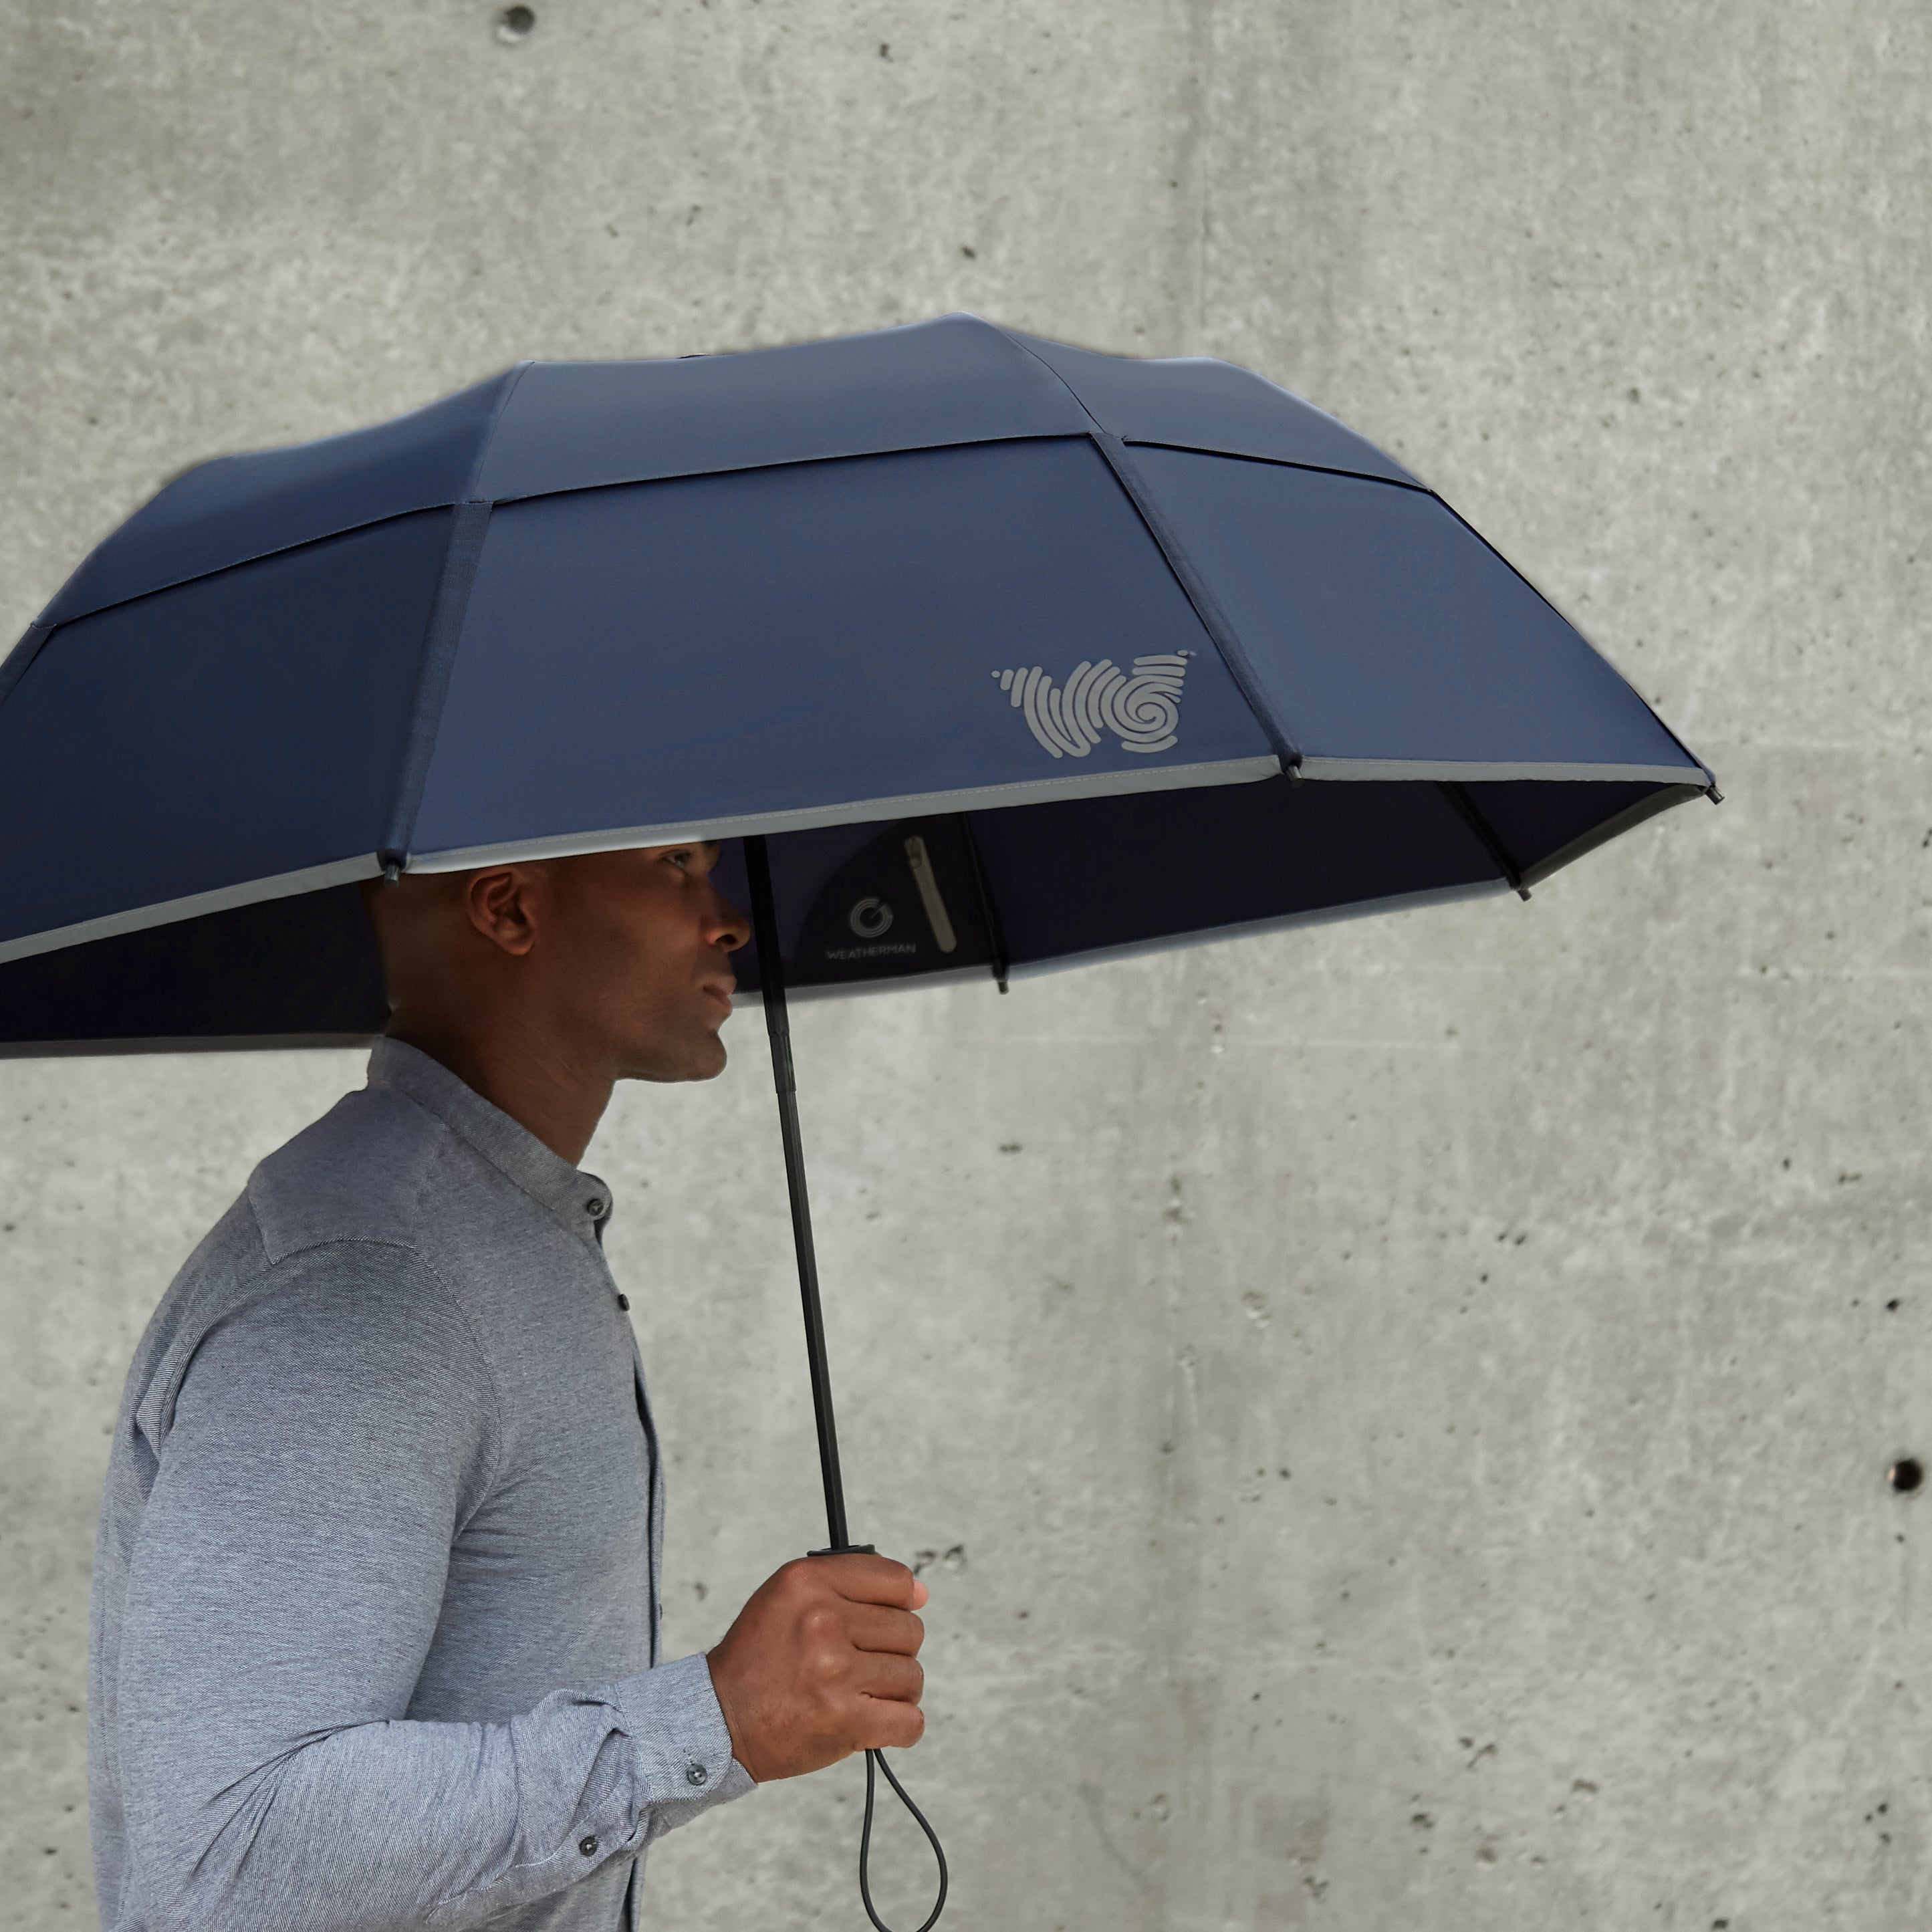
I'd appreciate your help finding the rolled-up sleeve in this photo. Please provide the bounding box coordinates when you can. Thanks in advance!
[110,1243,750,1932]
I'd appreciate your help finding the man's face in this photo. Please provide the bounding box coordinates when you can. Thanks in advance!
[540,841,749,1083]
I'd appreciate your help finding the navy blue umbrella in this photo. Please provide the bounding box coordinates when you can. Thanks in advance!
[0,314,1711,1046]
[0,315,1713,1926]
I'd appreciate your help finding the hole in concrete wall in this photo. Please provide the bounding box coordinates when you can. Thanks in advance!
[1889,1457,1923,1494]
[497,5,535,42]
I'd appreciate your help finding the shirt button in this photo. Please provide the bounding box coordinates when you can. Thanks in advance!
[616,1294,630,1311]
[578,1835,598,1857]
[685,1763,709,1788]
[586,1198,605,1217]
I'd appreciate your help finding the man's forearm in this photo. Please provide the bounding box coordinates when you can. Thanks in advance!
[116,1653,748,1932]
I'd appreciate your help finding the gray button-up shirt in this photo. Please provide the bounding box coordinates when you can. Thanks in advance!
[88,1039,753,1932]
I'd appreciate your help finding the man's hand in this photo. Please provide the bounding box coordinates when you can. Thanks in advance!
[707,1554,929,1783]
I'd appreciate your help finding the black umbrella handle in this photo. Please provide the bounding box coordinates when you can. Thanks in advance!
[741,834,949,1932]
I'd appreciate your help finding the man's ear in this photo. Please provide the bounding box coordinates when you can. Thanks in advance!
[464,866,544,957]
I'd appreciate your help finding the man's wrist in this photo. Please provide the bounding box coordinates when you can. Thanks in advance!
[607,1653,754,1810]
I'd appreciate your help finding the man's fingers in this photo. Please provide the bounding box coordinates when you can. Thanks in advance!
[856,1695,927,1751]
[850,1651,924,1704]
[844,1602,925,1657]
[818,1552,923,1608]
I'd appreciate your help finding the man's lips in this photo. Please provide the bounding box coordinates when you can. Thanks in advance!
[701,977,737,1014]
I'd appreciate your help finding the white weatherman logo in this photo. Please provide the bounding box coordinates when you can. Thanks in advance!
[993,652,1191,760]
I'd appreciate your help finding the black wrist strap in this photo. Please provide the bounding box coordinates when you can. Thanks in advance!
[860,1746,949,1932]
[806,1544,949,1932]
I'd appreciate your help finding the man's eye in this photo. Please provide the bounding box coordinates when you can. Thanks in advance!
[665,850,691,868]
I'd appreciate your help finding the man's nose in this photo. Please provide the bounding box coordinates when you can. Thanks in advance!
[707,887,752,951]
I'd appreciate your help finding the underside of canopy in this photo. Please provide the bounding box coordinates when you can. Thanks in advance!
[0,771,1703,1055]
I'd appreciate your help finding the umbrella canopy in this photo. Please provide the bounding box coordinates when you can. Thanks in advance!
[0,314,1711,1052]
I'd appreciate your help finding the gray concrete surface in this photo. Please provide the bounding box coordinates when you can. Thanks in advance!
[2,1,1927,1925]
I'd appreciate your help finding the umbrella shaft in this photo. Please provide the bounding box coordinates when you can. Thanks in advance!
[744,834,855,1553]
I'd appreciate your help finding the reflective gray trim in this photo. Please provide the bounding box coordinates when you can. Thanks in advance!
[1297,756,1710,785]
[0,620,54,711]
[0,856,382,965]
[0,756,1280,963]
[1518,781,1706,889]
[0,1033,380,1061]
[408,754,1282,873]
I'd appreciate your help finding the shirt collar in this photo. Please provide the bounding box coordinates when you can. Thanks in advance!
[366,1037,614,1243]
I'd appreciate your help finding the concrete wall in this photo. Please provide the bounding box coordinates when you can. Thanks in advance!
[2,2,1926,1925]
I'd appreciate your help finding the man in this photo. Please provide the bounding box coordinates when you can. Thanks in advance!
[88,841,928,1931]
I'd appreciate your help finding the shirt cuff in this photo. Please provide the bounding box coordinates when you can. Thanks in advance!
[606,1652,756,1840]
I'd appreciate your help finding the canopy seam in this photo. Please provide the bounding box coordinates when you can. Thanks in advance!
[989,326,1303,771]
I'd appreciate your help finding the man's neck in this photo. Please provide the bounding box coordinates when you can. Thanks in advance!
[384,1013,612,1167]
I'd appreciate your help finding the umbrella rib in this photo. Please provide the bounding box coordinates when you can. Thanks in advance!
[378,500,493,874]
[0,620,53,713]
[1084,434,1302,771]
[378,354,533,877]
[990,326,1302,775]
[958,815,1011,993]
[1439,782,1531,901]
[1431,492,1719,793]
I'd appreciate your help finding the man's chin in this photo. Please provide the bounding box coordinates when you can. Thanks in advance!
[620,1036,729,1085]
